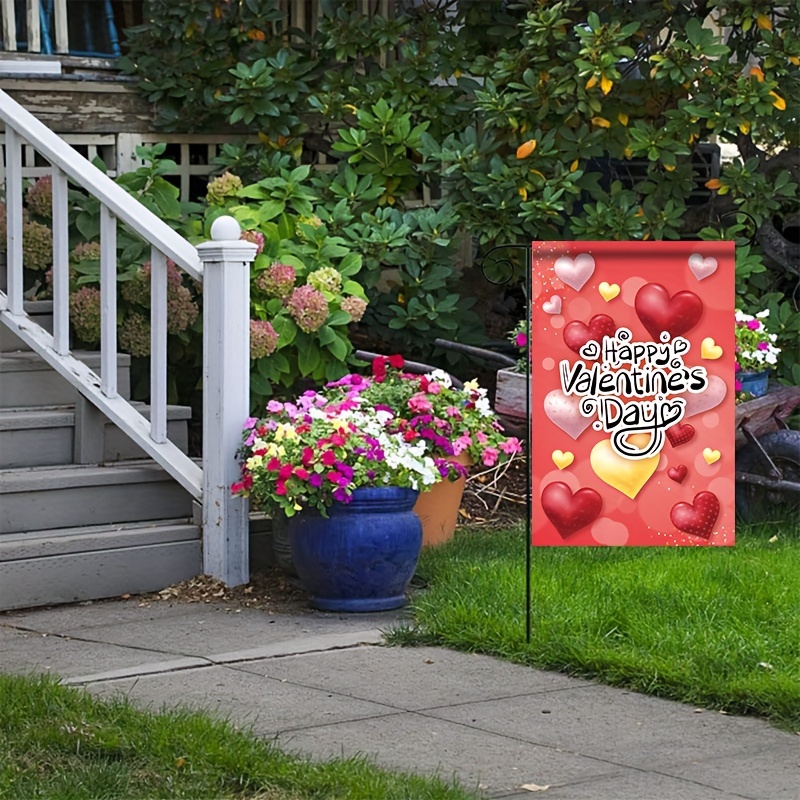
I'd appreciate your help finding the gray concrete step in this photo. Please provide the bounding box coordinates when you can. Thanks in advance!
[0,461,194,534]
[0,300,53,352]
[0,349,131,407]
[0,402,191,468]
[0,518,201,611]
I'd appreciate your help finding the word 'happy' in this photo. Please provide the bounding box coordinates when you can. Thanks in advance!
[559,328,708,458]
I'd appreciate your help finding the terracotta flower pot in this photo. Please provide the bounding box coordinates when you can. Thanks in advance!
[413,451,472,547]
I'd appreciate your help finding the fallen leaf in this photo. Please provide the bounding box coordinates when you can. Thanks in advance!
[424,658,435,664]
[694,708,703,714]
[521,783,551,792]
[120,594,131,600]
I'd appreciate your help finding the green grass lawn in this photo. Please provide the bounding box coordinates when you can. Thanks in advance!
[395,522,800,731]
[0,674,476,800]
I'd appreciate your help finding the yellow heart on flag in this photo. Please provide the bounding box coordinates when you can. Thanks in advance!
[551,450,574,470]
[701,337,723,359]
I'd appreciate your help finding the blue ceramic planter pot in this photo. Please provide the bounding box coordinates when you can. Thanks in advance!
[738,370,770,398]
[289,486,422,612]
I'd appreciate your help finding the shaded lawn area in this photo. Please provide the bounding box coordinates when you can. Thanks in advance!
[395,522,800,731]
[0,674,476,800]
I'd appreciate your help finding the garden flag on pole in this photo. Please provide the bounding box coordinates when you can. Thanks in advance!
[531,241,735,546]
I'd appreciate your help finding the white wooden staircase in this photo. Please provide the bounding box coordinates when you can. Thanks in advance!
[0,299,200,609]
[0,89,258,610]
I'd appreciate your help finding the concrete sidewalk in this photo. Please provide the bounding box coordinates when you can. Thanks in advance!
[1,598,798,800]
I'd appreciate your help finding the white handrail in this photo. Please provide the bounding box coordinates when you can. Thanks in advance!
[0,90,202,281]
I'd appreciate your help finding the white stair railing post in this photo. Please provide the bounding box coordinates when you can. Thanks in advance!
[196,216,257,586]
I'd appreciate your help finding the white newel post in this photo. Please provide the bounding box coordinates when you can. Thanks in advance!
[197,217,257,586]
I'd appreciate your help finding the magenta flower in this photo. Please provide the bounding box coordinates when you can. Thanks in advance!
[499,437,522,454]
[757,341,769,351]
[408,393,433,413]
[515,332,528,348]
[735,379,743,391]
[747,319,760,330]
[482,447,500,466]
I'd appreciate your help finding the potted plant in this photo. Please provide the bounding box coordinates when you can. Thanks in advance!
[735,309,781,398]
[495,320,529,422]
[325,355,523,546]
[232,391,442,611]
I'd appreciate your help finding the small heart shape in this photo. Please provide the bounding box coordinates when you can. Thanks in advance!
[688,253,718,281]
[554,253,595,291]
[668,465,688,483]
[666,423,695,448]
[598,281,620,302]
[551,450,574,470]
[701,337,723,359]
[563,314,617,355]
[670,491,720,538]
[541,481,602,537]
[703,448,721,465]
[542,295,562,315]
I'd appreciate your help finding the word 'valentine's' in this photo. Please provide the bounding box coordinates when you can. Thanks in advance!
[559,328,708,459]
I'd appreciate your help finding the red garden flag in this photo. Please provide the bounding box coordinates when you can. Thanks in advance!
[531,241,735,546]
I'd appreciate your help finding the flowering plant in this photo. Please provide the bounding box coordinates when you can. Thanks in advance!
[231,392,441,517]
[325,356,523,469]
[735,309,781,388]
[232,356,523,517]
[508,320,528,373]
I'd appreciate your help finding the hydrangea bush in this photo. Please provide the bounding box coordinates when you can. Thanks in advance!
[201,165,370,405]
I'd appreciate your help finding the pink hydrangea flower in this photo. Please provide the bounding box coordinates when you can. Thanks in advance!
[257,262,297,298]
[285,285,329,332]
[250,319,279,359]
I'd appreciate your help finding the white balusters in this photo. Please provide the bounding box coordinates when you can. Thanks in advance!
[100,204,117,398]
[27,0,40,53]
[51,168,69,354]
[1,0,17,52]
[150,247,168,444]
[53,0,68,53]
[5,127,23,315]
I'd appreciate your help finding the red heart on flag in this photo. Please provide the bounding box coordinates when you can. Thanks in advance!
[634,284,703,341]
[667,465,688,484]
[563,314,616,354]
[541,482,602,537]
[666,423,695,448]
[670,491,720,538]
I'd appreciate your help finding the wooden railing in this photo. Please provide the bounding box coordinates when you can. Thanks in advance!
[0,88,257,585]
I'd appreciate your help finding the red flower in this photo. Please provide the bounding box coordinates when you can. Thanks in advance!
[388,354,404,368]
[301,447,315,467]
[267,457,282,471]
[372,357,387,382]
[327,470,344,484]
[294,467,310,480]
[403,429,418,442]
[329,433,346,447]
[321,450,337,467]
[278,463,294,480]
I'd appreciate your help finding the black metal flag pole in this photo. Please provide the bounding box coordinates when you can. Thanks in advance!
[478,244,533,644]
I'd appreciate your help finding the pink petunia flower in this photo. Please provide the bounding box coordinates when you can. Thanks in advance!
[482,447,500,466]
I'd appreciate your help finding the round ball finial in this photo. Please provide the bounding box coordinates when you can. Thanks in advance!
[210,215,242,242]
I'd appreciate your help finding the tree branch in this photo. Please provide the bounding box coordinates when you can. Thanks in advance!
[757,221,800,277]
